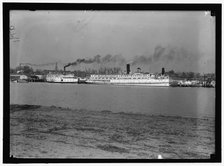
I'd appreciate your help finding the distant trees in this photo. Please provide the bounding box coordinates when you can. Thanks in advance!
[187,72,195,78]
[167,70,175,75]
[35,69,43,75]
[166,70,215,81]
[14,65,34,75]
[97,67,121,75]
[23,66,33,74]
[73,70,88,77]
[10,68,16,74]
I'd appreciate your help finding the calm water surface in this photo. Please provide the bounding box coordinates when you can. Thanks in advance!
[10,82,215,118]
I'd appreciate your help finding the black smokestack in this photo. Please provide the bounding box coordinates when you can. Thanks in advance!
[127,64,130,74]
[64,63,72,71]
[162,67,165,75]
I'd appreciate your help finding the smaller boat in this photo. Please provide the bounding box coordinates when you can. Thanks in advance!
[46,74,78,83]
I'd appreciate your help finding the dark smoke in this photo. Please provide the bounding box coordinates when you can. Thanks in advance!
[131,56,152,65]
[64,46,198,72]
[130,46,166,65]
[131,46,196,65]
[153,46,166,61]
[64,54,126,70]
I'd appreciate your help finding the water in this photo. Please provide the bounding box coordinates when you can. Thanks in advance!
[10,82,215,118]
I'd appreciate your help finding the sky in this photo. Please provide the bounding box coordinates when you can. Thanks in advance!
[10,10,215,73]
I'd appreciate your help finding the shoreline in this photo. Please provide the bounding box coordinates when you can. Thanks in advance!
[10,81,215,88]
[10,104,215,159]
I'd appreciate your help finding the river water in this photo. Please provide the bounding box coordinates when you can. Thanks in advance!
[10,82,215,118]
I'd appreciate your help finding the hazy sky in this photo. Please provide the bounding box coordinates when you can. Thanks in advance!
[10,10,215,73]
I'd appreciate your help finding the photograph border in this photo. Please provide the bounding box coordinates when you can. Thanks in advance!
[3,2,222,163]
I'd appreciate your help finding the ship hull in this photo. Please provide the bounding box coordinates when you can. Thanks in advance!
[85,81,169,86]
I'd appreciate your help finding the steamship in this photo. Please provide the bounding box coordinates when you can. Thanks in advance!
[86,64,170,86]
[46,74,78,83]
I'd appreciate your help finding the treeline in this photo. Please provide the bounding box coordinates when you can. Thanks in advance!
[166,70,215,81]
[10,66,34,75]
[10,65,215,81]
[10,66,123,76]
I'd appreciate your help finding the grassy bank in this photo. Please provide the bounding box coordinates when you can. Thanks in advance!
[10,104,215,159]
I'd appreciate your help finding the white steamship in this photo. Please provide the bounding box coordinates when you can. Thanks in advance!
[86,64,170,86]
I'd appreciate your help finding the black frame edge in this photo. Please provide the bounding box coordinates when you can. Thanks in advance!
[3,2,222,163]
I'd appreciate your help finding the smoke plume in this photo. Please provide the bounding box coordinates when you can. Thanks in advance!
[64,54,126,69]
[64,46,199,72]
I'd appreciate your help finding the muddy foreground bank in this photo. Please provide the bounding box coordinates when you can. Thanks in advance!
[10,104,215,159]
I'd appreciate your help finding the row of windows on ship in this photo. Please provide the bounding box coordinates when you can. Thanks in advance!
[90,74,157,78]
[91,77,168,80]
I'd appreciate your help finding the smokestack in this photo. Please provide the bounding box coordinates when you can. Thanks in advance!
[64,63,71,71]
[162,67,165,75]
[126,64,130,74]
